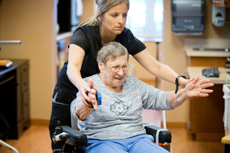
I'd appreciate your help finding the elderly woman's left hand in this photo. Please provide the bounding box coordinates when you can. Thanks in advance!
[184,76,214,100]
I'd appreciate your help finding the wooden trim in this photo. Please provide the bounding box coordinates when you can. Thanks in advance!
[162,122,187,128]
[190,57,226,67]
[30,119,50,126]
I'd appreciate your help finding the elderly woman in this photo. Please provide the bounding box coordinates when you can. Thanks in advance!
[71,42,214,153]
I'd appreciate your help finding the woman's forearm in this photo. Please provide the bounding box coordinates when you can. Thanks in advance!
[154,64,178,84]
[67,63,86,90]
[168,89,187,108]
[75,101,93,121]
[67,44,87,90]
[133,49,178,84]
[66,64,90,91]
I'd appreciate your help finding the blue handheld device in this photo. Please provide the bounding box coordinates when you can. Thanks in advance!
[97,91,102,105]
[85,89,102,107]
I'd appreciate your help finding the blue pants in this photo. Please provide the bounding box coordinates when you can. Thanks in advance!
[85,134,170,153]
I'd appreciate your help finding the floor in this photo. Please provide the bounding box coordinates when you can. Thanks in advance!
[0,125,52,153]
[0,125,224,153]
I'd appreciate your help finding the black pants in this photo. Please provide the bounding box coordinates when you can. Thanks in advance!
[49,102,71,150]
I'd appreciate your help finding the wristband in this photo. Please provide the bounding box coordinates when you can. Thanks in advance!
[175,93,180,104]
[175,75,186,94]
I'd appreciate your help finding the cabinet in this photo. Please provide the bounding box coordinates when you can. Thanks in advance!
[187,56,227,141]
[184,38,230,141]
[0,59,30,139]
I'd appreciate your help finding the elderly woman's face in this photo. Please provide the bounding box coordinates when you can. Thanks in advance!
[101,54,129,88]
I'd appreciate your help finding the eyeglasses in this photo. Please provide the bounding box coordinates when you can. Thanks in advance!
[105,63,131,73]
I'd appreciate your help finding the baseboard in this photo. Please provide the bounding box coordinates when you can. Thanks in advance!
[162,122,187,128]
[30,119,50,126]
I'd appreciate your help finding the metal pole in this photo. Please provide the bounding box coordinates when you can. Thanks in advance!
[0,40,21,50]
[0,40,21,44]
[162,110,167,129]
[155,42,160,88]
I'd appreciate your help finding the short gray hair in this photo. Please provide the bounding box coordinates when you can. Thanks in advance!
[97,42,129,63]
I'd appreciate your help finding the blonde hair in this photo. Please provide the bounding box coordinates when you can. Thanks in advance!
[97,42,129,64]
[78,0,129,27]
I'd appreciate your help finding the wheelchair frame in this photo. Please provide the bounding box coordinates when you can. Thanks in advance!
[52,111,172,153]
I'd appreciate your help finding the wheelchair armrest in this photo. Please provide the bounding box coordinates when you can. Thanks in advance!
[144,124,171,143]
[62,126,87,147]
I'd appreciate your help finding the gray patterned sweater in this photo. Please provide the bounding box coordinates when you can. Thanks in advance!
[71,75,172,140]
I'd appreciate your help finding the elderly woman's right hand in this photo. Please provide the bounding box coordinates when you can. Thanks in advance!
[79,78,98,109]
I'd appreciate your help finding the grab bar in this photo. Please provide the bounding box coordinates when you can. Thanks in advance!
[0,40,21,50]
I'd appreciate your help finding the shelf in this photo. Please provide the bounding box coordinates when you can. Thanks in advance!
[56,32,72,41]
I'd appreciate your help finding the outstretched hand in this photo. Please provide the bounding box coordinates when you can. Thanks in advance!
[79,78,98,109]
[184,76,214,100]
[179,77,195,88]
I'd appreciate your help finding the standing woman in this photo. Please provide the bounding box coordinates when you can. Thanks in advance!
[49,0,191,150]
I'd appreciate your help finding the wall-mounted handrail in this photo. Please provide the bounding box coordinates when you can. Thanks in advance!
[0,40,21,50]
[0,40,21,44]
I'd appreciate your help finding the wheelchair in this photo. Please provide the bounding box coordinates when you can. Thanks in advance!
[52,90,172,152]
[52,111,172,153]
